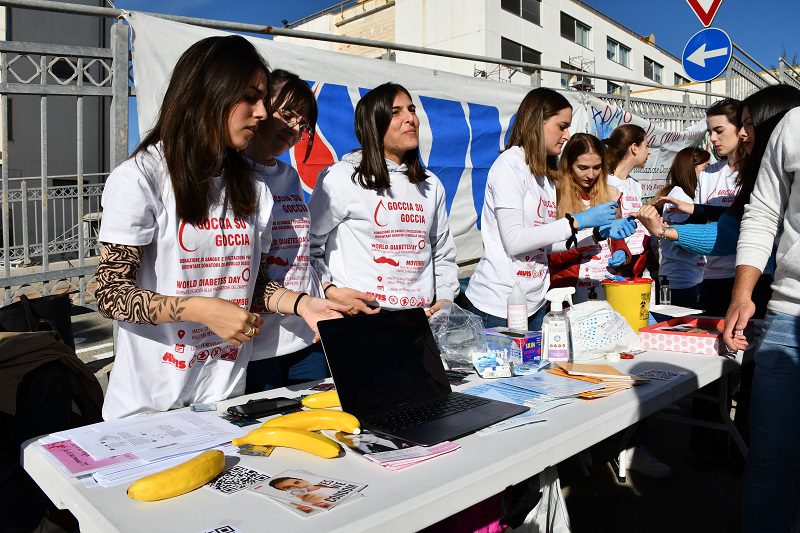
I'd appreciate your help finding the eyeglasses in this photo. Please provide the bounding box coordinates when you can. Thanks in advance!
[274,108,312,140]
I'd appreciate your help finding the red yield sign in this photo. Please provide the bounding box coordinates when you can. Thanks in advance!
[686,0,723,27]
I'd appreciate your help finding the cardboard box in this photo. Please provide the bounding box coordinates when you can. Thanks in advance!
[639,317,725,355]
[484,327,542,366]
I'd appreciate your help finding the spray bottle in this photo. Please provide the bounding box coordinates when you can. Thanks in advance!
[507,282,528,331]
[542,287,575,363]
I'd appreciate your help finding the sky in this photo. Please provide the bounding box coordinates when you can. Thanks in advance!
[114,0,799,69]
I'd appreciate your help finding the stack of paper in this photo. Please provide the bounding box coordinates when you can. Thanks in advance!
[330,430,460,471]
[38,411,248,487]
[548,363,648,398]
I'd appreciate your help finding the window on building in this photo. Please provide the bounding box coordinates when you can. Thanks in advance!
[501,37,541,75]
[501,0,541,25]
[607,81,623,94]
[606,38,631,68]
[561,61,592,90]
[561,12,591,48]
[644,57,663,83]
[674,73,690,85]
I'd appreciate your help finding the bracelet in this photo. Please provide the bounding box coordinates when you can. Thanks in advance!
[293,292,309,316]
[273,289,290,316]
[564,213,579,250]
[323,283,336,296]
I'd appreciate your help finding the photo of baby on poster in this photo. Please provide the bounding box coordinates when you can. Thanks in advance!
[248,469,367,517]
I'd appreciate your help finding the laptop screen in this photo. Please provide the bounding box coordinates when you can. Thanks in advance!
[318,308,451,414]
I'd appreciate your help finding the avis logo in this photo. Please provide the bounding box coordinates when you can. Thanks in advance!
[162,351,186,370]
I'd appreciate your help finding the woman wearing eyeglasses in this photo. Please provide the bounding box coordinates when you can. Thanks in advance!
[308,82,459,316]
[244,70,375,392]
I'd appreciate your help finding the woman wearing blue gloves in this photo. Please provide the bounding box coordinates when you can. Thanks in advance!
[465,88,636,330]
[549,134,634,303]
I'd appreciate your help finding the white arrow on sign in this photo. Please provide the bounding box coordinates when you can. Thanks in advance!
[686,43,729,67]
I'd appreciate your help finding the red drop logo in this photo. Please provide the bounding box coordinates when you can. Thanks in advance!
[177,329,185,339]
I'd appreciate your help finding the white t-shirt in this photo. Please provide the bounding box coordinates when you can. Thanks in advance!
[99,145,273,419]
[467,147,572,318]
[694,159,740,279]
[659,186,705,289]
[308,152,458,310]
[606,174,648,255]
[250,160,321,361]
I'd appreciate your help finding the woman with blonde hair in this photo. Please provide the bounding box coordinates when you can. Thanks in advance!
[549,133,631,303]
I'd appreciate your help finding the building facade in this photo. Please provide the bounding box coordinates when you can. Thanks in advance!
[279,0,690,95]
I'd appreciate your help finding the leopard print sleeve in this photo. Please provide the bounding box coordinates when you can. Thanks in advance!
[95,243,156,324]
[251,253,283,313]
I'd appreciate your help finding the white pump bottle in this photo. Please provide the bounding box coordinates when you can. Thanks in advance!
[541,287,575,363]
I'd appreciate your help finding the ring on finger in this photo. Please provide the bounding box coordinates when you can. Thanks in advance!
[248,314,258,326]
[245,324,255,337]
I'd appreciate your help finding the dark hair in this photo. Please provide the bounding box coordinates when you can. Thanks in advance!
[269,477,296,489]
[653,147,710,203]
[731,84,800,216]
[603,124,646,173]
[133,35,268,225]
[351,82,426,190]
[269,69,318,162]
[706,97,740,124]
[506,88,571,178]
[556,133,615,218]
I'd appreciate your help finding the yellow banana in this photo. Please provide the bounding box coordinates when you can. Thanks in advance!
[301,390,340,408]
[262,409,360,434]
[231,427,341,458]
[127,449,225,502]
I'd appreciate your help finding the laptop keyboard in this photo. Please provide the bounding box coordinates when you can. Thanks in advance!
[363,393,491,432]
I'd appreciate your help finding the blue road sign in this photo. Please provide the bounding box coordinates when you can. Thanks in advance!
[681,27,732,83]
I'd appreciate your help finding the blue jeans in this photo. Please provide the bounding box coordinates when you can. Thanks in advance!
[460,294,547,332]
[245,343,329,393]
[742,311,800,532]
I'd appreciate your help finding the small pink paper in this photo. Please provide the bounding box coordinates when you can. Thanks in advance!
[43,440,137,475]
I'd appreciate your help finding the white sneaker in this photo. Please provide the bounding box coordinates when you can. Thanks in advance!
[624,446,672,478]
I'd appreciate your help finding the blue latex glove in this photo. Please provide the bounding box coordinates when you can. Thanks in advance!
[608,250,628,268]
[605,274,626,282]
[597,216,638,240]
[570,201,618,229]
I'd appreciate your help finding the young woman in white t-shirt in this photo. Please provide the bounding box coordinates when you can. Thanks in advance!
[245,70,375,392]
[95,37,345,419]
[650,147,710,308]
[603,124,651,278]
[465,88,629,331]
[309,83,459,315]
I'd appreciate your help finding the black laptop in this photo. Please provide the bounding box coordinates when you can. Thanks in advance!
[318,308,529,446]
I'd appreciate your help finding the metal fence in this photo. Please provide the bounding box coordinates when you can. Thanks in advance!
[0,0,785,304]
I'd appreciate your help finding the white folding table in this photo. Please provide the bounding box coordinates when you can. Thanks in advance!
[22,350,739,533]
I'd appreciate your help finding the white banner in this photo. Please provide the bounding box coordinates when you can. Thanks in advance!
[127,13,705,265]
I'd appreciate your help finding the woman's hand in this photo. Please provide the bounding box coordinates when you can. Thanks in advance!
[637,205,665,236]
[184,296,263,346]
[426,299,451,317]
[297,296,350,342]
[325,285,381,316]
[653,195,694,215]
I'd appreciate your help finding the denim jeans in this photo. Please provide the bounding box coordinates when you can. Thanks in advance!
[669,284,700,308]
[460,294,547,332]
[245,343,329,393]
[742,311,800,532]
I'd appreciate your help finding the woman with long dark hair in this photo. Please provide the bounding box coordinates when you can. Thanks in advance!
[652,147,711,307]
[95,37,344,419]
[465,88,632,330]
[308,82,459,315]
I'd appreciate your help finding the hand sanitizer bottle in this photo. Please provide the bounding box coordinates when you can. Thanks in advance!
[542,287,575,363]
[507,282,528,331]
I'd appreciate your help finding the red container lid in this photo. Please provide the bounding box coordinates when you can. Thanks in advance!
[601,277,653,285]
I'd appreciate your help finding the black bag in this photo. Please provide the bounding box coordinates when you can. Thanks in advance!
[0,294,74,349]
